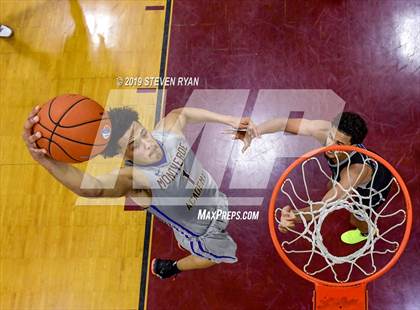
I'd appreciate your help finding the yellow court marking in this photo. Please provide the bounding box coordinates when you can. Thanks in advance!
[0,1,168,309]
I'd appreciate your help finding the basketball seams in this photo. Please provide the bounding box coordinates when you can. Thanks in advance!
[48,97,88,157]
[36,137,82,163]
[55,117,110,129]
[45,97,57,157]
[48,138,82,163]
[46,97,58,125]
[34,136,49,151]
[37,121,108,147]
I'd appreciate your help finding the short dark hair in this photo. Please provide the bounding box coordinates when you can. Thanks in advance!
[332,112,368,144]
[102,107,139,158]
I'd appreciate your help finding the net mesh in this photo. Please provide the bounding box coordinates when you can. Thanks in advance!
[274,150,406,283]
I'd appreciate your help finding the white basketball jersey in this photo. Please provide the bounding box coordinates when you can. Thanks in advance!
[126,130,228,237]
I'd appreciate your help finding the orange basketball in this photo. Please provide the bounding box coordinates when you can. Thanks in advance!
[32,94,112,163]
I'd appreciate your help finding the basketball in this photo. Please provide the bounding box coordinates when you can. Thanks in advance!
[32,94,112,163]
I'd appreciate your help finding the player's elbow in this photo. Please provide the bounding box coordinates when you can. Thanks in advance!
[171,107,183,113]
[168,108,188,125]
[170,108,184,116]
[76,188,105,198]
[75,179,109,198]
[78,187,128,198]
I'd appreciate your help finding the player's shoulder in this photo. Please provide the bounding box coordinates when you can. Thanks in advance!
[152,124,185,141]
[352,144,379,169]
[350,144,369,162]
[154,110,185,135]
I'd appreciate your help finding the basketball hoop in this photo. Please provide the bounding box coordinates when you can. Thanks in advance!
[269,145,412,310]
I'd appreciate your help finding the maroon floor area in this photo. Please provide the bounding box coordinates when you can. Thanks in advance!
[147,1,420,309]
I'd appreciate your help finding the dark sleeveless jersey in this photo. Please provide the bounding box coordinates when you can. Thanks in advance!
[326,144,393,209]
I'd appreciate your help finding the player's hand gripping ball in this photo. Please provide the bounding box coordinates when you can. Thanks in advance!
[32,94,112,163]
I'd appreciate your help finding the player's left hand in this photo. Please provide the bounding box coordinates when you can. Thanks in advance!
[22,105,51,165]
[278,205,297,233]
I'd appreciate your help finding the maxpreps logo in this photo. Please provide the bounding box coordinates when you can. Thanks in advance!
[101,125,111,140]
[197,209,260,221]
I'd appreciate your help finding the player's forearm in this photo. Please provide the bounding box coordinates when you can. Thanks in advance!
[293,202,322,223]
[176,107,236,126]
[294,186,346,222]
[256,118,288,135]
[42,161,103,197]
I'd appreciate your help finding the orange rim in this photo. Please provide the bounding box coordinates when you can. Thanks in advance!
[268,145,413,287]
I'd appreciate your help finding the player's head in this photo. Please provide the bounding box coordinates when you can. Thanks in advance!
[325,112,368,159]
[102,107,161,165]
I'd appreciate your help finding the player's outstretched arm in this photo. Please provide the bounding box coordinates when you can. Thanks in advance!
[257,117,331,142]
[155,107,258,137]
[231,117,331,152]
[22,106,142,198]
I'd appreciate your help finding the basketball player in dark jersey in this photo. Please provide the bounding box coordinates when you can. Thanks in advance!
[236,112,392,244]
[23,105,257,279]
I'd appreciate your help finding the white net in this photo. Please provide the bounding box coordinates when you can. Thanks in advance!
[274,150,406,283]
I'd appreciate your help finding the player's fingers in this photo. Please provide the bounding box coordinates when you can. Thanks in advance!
[244,128,253,139]
[281,219,294,229]
[29,143,40,152]
[23,114,39,131]
[287,220,295,229]
[29,145,47,153]
[24,106,40,131]
[22,131,29,143]
[251,126,259,138]
[285,209,296,219]
[246,128,255,139]
[28,105,40,119]
[282,206,292,216]
[246,121,259,138]
[22,129,34,146]
[278,224,288,234]
[231,133,241,140]
[288,214,297,222]
[238,117,250,129]
[281,216,291,224]
[281,206,291,217]
[29,147,47,154]
[28,131,42,144]
[222,129,236,134]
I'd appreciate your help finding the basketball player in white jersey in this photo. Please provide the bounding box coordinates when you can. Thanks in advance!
[23,105,258,279]
[235,112,392,244]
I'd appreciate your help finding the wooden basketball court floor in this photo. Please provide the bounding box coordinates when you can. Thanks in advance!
[1,1,170,308]
[1,1,419,310]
